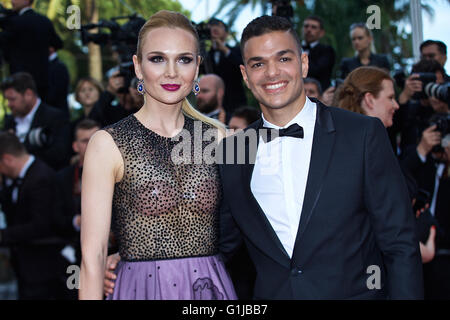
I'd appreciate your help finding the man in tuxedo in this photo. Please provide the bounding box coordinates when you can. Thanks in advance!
[301,16,335,91]
[0,0,62,102]
[1,72,71,171]
[203,18,247,122]
[48,34,70,117]
[218,15,423,299]
[0,132,68,299]
[57,119,100,267]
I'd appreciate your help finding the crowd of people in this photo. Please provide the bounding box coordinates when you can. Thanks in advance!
[0,0,449,300]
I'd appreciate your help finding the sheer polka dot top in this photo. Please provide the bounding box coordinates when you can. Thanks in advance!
[104,114,222,261]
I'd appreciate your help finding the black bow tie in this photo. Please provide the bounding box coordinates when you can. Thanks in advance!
[302,44,311,51]
[260,123,304,143]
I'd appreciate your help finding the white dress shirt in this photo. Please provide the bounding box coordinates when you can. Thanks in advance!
[250,97,316,257]
[15,98,41,143]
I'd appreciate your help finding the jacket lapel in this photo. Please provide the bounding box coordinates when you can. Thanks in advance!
[291,101,336,260]
[240,120,291,265]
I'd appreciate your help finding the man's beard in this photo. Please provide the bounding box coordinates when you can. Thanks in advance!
[197,95,219,114]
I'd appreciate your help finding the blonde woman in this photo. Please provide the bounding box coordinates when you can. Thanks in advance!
[79,10,236,300]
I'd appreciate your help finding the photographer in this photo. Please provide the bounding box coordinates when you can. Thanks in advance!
[0,0,62,103]
[88,67,128,127]
[201,18,247,122]
[394,59,448,153]
[420,40,448,72]
[1,72,71,171]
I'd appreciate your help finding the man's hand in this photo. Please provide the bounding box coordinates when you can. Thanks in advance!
[420,226,436,263]
[211,37,230,56]
[417,125,441,157]
[104,253,120,297]
[398,74,422,105]
[321,86,336,106]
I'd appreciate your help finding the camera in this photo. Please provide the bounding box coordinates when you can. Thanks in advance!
[81,14,145,93]
[27,127,52,148]
[192,21,211,41]
[271,0,294,20]
[424,82,450,105]
[412,72,436,100]
[429,113,450,136]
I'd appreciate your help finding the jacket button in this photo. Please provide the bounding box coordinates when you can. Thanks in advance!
[291,267,302,276]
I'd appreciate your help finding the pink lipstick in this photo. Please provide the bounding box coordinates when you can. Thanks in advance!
[161,84,181,91]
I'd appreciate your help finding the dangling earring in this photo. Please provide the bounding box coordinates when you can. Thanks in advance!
[137,79,145,95]
[193,80,200,96]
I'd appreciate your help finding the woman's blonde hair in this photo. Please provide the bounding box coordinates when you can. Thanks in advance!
[337,66,392,114]
[136,10,225,132]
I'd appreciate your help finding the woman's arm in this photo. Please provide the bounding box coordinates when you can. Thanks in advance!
[79,130,123,300]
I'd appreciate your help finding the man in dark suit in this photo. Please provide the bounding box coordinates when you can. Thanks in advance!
[48,34,70,117]
[0,132,68,299]
[301,16,335,91]
[0,0,62,102]
[57,119,100,267]
[218,15,423,299]
[1,72,71,171]
[401,131,450,299]
[203,18,247,122]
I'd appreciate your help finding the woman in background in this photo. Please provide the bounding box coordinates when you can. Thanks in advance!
[340,23,390,79]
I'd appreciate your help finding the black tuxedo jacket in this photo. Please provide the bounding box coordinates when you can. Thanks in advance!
[218,100,423,299]
[306,43,335,90]
[401,148,450,249]
[0,159,66,284]
[0,9,61,100]
[204,46,247,117]
[3,102,71,170]
[48,57,70,116]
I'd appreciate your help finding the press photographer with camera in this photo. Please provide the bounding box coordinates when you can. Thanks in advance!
[0,0,62,103]
[200,18,247,123]
[87,67,128,127]
[1,72,71,171]
[395,59,450,299]
[393,59,449,154]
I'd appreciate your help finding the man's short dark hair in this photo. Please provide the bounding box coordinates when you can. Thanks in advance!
[0,132,27,157]
[304,77,323,95]
[304,15,324,30]
[208,18,229,32]
[74,119,100,138]
[411,59,446,76]
[1,72,37,95]
[420,40,447,55]
[240,15,301,60]
[230,106,261,126]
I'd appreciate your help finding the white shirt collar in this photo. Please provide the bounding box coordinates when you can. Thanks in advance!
[18,155,35,179]
[49,52,58,61]
[15,98,41,123]
[261,97,316,130]
[19,7,32,15]
[302,40,320,49]
[206,109,220,118]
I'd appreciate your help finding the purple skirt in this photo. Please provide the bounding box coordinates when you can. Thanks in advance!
[106,254,237,300]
